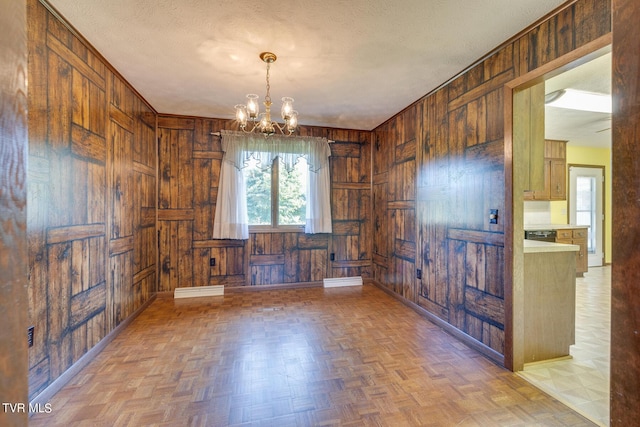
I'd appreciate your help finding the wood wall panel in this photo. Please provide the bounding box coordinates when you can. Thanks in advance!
[107,72,156,331]
[372,0,610,357]
[324,130,371,280]
[611,0,640,423]
[26,0,157,400]
[0,0,29,423]
[373,106,417,298]
[157,117,371,290]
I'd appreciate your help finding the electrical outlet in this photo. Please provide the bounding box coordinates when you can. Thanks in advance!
[330,253,335,261]
[209,258,216,267]
[27,326,34,348]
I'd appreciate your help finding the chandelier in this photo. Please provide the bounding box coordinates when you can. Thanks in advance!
[234,52,298,136]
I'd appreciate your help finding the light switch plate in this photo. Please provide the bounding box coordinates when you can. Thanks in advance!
[489,209,498,224]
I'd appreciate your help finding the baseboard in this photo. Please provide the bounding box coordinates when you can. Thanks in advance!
[323,276,363,288]
[224,281,323,292]
[28,294,157,410]
[523,354,572,367]
[174,285,224,299]
[370,280,505,367]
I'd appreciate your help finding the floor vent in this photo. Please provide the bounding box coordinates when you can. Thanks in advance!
[323,276,363,288]
[174,285,224,299]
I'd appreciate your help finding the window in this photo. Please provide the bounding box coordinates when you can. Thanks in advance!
[243,156,308,230]
[212,131,332,240]
[575,175,597,253]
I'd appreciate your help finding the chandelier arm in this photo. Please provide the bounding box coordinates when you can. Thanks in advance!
[242,121,261,134]
[240,120,292,136]
[272,121,285,134]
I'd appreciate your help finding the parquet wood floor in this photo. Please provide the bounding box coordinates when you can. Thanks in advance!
[29,285,596,426]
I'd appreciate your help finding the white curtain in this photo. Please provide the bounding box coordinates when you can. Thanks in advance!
[212,130,332,239]
[306,164,332,233]
[212,156,248,239]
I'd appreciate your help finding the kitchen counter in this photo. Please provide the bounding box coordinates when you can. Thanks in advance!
[524,225,588,275]
[524,223,588,230]
[523,239,579,253]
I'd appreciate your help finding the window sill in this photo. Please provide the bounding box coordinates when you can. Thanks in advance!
[248,225,305,234]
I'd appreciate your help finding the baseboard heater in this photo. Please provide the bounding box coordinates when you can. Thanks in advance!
[323,276,363,288]
[174,285,224,299]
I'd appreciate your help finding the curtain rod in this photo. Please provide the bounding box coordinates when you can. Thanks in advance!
[211,131,334,143]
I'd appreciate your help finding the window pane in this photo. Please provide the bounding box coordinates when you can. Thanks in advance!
[575,176,597,253]
[576,211,591,226]
[575,176,593,211]
[278,157,307,225]
[243,157,271,225]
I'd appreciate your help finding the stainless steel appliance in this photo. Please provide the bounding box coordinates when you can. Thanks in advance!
[524,230,557,242]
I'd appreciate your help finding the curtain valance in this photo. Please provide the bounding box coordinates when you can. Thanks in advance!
[220,130,331,173]
[213,131,333,239]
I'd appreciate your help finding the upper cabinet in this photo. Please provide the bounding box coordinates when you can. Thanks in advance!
[524,139,567,201]
[514,82,546,195]
[514,81,568,201]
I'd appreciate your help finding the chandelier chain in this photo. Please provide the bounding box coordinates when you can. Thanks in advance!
[265,62,271,103]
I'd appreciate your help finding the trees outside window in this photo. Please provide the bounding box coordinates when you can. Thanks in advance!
[243,156,308,229]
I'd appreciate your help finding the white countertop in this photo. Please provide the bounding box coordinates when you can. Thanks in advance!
[524,224,589,231]
[524,239,580,253]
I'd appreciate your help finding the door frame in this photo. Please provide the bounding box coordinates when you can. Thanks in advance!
[568,164,606,267]
[503,34,611,371]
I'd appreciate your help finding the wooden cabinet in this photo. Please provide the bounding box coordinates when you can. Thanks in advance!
[556,227,588,276]
[548,158,566,200]
[524,139,567,201]
[516,83,546,195]
[524,249,576,363]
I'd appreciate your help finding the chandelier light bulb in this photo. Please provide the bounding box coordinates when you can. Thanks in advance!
[281,97,294,120]
[287,110,298,132]
[259,113,275,136]
[259,113,269,128]
[234,104,248,126]
[246,94,259,118]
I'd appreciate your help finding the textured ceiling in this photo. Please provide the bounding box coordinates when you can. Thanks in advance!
[46,0,567,130]
[545,51,612,148]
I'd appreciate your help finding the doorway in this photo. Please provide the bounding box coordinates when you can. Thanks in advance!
[507,40,613,426]
[569,165,605,267]
[507,38,612,371]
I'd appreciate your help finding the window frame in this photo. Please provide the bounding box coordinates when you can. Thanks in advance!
[246,156,306,233]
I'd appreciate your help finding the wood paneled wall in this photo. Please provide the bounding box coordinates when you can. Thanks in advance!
[611,0,640,424]
[373,106,418,299]
[157,116,371,290]
[0,0,29,425]
[372,0,610,358]
[27,0,157,400]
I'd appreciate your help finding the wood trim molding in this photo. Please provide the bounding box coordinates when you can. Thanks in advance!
[505,33,612,90]
[224,280,323,292]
